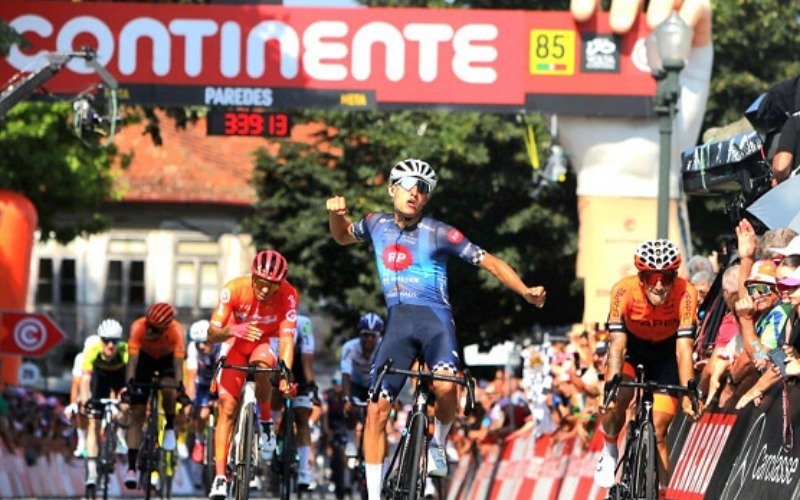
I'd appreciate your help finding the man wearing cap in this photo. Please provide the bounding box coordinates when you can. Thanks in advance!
[734,260,790,356]
[736,265,800,408]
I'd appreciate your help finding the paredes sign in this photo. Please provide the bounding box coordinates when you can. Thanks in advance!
[2,1,656,115]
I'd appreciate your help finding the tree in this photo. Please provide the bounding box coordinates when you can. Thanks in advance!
[0,24,118,243]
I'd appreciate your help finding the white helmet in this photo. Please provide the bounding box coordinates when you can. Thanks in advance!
[389,158,437,193]
[190,320,210,343]
[96,319,123,340]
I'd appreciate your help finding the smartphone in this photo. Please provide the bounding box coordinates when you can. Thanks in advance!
[767,348,789,379]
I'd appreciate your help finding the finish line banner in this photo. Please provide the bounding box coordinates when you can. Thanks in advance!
[2,1,656,116]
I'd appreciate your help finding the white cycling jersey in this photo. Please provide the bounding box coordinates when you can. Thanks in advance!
[340,337,379,388]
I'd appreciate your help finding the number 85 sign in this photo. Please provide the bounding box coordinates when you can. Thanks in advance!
[530,29,576,76]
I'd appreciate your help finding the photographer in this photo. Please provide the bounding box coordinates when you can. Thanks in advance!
[772,114,800,185]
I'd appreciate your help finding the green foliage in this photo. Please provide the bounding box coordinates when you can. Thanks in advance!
[246,111,580,345]
[0,103,117,243]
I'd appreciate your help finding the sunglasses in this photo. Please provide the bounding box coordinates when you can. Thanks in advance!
[776,282,800,294]
[640,270,677,287]
[253,276,281,288]
[360,332,378,338]
[101,338,119,345]
[395,177,432,195]
[746,283,774,297]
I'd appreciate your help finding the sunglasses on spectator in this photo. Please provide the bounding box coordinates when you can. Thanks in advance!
[777,282,800,294]
[746,283,774,297]
[640,270,677,287]
[101,338,119,345]
[394,177,432,195]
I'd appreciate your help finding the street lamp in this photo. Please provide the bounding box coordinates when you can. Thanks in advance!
[646,12,693,239]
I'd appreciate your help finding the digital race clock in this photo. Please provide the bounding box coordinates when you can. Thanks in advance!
[207,110,291,137]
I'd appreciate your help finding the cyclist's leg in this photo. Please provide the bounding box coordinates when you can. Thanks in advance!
[294,396,313,484]
[214,349,248,479]
[156,355,178,450]
[126,356,156,486]
[251,342,278,449]
[420,308,460,443]
[648,342,681,489]
[419,307,461,477]
[86,373,111,484]
[594,360,634,488]
[365,305,417,498]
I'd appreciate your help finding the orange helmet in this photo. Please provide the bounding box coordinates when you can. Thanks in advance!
[146,302,175,329]
[251,250,288,282]
[634,239,681,272]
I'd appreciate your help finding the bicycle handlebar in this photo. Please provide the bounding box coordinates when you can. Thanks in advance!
[371,358,476,416]
[602,370,700,416]
[217,358,292,382]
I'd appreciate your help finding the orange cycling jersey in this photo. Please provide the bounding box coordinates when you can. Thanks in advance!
[128,318,186,359]
[608,275,697,343]
[210,275,298,356]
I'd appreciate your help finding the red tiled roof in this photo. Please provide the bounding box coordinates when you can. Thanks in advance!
[112,111,328,206]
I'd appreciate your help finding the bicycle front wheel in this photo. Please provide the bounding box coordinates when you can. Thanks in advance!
[100,421,117,500]
[233,404,255,500]
[203,422,216,493]
[632,420,658,500]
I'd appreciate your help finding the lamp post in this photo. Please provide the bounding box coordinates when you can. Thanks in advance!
[646,12,693,239]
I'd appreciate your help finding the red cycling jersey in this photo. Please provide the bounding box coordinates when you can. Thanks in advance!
[209,275,298,357]
[607,275,697,343]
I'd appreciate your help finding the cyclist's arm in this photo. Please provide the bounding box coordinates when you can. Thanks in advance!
[127,354,139,382]
[479,252,545,306]
[185,342,198,399]
[302,352,314,386]
[173,357,184,385]
[676,337,695,388]
[342,373,352,400]
[606,330,627,379]
[327,195,359,245]
[80,371,92,405]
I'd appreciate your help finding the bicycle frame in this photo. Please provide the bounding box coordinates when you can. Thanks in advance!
[132,376,180,500]
[604,365,699,500]
[98,398,121,500]
[372,359,475,500]
[218,359,290,500]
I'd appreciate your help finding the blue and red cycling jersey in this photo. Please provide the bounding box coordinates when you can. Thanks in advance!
[352,212,486,308]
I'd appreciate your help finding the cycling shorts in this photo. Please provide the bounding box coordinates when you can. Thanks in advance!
[369,304,459,402]
[132,352,176,405]
[217,342,276,399]
[351,383,369,404]
[90,368,126,403]
[193,383,216,409]
[621,334,679,415]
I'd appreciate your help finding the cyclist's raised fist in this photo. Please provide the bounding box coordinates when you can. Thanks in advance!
[326,195,348,215]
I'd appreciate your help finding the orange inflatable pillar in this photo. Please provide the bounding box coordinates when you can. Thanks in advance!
[0,190,38,387]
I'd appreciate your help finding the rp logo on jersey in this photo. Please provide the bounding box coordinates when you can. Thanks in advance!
[383,244,413,271]
[447,229,464,244]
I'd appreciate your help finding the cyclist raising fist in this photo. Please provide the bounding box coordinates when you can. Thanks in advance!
[327,158,546,500]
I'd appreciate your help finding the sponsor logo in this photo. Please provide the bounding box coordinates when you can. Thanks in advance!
[7,12,500,85]
[204,86,273,106]
[220,289,231,303]
[720,413,766,500]
[752,444,799,485]
[340,92,368,106]
[382,244,413,271]
[13,317,47,352]
[286,310,297,322]
[447,228,464,244]
[581,34,619,73]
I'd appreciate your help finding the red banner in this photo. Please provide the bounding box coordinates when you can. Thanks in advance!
[1,1,656,115]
